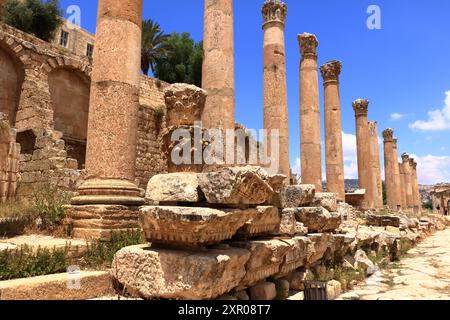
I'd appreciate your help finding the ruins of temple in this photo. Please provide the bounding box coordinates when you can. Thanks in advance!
[0,0,442,302]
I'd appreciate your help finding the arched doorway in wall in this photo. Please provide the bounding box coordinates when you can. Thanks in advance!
[48,67,90,169]
[0,42,24,126]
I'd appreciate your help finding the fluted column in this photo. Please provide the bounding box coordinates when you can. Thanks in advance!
[298,33,322,191]
[262,0,290,177]
[383,129,401,210]
[202,0,235,129]
[321,60,344,200]
[392,139,404,210]
[353,99,373,209]
[369,121,383,208]
[402,153,414,209]
[72,0,143,206]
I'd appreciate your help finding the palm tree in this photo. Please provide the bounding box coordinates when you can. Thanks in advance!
[141,19,171,76]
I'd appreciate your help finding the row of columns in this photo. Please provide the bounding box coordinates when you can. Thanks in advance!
[71,0,421,239]
[383,129,421,212]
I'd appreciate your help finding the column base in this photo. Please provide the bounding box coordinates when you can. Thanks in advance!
[65,204,141,241]
[71,178,145,206]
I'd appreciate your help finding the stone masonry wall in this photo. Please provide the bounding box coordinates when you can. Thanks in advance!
[0,23,170,198]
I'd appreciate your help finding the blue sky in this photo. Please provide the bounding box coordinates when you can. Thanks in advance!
[59,0,450,184]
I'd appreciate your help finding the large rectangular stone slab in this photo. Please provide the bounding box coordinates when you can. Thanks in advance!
[140,206,256,247]
[111,244,250,300]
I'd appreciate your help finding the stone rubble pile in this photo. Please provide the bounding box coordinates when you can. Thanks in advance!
[112,164,349,300]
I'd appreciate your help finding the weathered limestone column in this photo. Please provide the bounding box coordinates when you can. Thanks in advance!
[261,0,290,178]
[320,60,345,201]
[409,158,421,213]
[383,129,401,210]
[352,99,373,209]
[401,153,414,209]
[392,139,405,209]
[298,33,322,191]
[68,0,144,239]
[202,0,235,130]
[368,121,383,208]
[399,164,407,209]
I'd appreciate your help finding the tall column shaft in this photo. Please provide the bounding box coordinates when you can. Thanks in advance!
[410,158,421,213]
[262,0,290,177]
[383,129,401,210]
[202,0,235,129]
[72,0,143,205]
[298,33,322,191]
[392,139,404,209]
[399,162,407,209]
[321,60,345,201]
[353,99,373,209]
[369,121,383,208]
[402,153,414,208]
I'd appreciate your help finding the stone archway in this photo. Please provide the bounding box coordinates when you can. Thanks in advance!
[0,42,24,126]
[48,67,90,168]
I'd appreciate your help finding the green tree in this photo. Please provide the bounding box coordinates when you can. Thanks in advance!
[1,0,62,42]
[141,19,172,76]
[154,32,203,87]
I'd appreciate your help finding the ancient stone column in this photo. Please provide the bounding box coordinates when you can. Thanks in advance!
[68,0,144,239]
[368,121,383,208]
[409,158,421,213]
[320,60,345,201]
[261,0,290,178]
[393,138,406,209]
[298,33,322,191]
[401,153,414,209]
[352,99,373,209]
[202,0,235,130]
[399,164,407,209]
[383,129,401,210]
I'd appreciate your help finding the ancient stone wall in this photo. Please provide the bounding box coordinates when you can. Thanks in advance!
[0,23,170,197]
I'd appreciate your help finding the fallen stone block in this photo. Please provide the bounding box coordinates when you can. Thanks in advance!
[366,214,400,228]
[278,236,310,275]
[313,193,338,212]
[326,280,342,300]
[235,206,280,239]
[307,233,332,265]
[279,185,315,208]
[274,209,297,237]
[198,167,274,205]
[354,249,375,272]
[273,279,290,300]
[294,207,342,233]
[145,173,203,203]
[287,291,305,301]
[249,282,276,301]
[232,239,290,286]
[112,244,250,300]
[0,271,113,300]
[284,271,309,291]
[295,222,308,236]
[140,206,255,247]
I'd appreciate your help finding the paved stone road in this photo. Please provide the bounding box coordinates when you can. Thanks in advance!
[339,228,450,300]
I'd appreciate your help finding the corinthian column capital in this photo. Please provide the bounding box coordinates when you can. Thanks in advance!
[298,33,318,60]
[352,99,369,117]
[262,0,287,27]
[382,128,394,141]
[320,60,342,83]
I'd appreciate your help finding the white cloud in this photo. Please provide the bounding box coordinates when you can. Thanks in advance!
[409,90,450,131]
[390,113,405,121]
[342,131,359,179]
[410,154,450,184]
